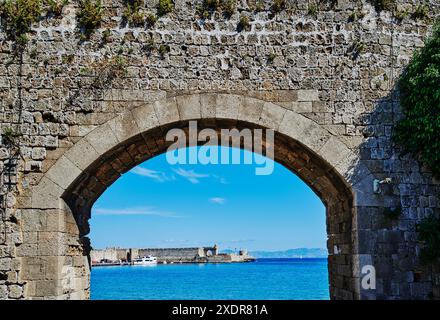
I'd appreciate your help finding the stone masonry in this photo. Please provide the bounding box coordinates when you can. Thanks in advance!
[0,0,439,299]
[90,246,218,262]
[90,245,234,264]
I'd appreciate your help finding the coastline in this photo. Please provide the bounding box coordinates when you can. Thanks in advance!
[91,257,327,267]
[91,245,255,267]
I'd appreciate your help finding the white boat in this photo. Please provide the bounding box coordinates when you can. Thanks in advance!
[132,256,157,265]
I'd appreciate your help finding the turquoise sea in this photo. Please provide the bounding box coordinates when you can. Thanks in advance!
[91,258,329,300]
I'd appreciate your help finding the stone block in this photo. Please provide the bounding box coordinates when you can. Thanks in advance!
[35,279,61,297]
[338,156,371,187]
[85,123,119,156]
[38,233,64,256]
[199,94,217,119]
[9,285,23,299]
[131,103,159,132]
[6,271,17,283]
[43,256,65,280]
[352,175,385,207]
[45,156,82,190]
[103,89,147,101]
[11,258,21,271]
[31,147,46,160]
[69,289,87,300]
[153,97,179,125]
[215,94,241,119]
[0,258,11,271]
[64,138,100,171]
[318,137,352,170]
[238,97,264,124]
[352,254,373,277]
[107,111,141,143]
[258,102,286,130]
[16,243,38,258]
[176,94,201,120]
[21,210,47,232]
[297,89,319,101]
[31,177,64,209]
[0,285,7,299]
[297,101,313,113]
[279,110,331,152]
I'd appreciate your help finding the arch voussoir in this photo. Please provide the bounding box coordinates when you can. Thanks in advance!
[153,97,179,125]
[215,93,242,120]
[176,94,202,120]
[107,111,141,144]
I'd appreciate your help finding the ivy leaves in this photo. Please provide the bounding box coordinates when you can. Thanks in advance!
[394,21,440,178]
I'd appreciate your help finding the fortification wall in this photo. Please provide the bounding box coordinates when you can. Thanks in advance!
[90,248,129,262]
[0,0,439,299]
[91,246,253,264]
[138,247,205,260]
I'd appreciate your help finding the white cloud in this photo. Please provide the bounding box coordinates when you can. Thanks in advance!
[130,166,227,185]
[130,167,172,182]
[93,207,180,218]
[209,197,226,205]
[173,168,210,184]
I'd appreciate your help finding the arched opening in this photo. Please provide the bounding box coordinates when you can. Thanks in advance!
[61,119,355,299]
[89,145,329,299]
[23,94,362,300]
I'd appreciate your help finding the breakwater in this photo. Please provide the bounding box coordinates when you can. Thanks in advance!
[91,244,255,266]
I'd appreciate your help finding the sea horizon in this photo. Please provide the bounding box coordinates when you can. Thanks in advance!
[91,247,329,258]
[91,258,330,300]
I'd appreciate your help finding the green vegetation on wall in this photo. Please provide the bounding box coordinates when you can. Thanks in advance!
[221,0,235,18]
[198,0,237,19]
[0,0,42,45]
[46,0,69,17]
[158,44,170,58]
[394,21,440,178]
[307,3,318,17]
[369,0,395,12]
[417,215,440,264]
[91,55,127,88]
[123,0,145,26]
[270,0,286,14]
[77,0,103,39]
[237,14,250,32]
[0,1,434,45]
[157,0,174,16]
[1,127,20,146]
[412,4,428,20]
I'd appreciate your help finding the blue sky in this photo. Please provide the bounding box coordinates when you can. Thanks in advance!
[90,146,326,251]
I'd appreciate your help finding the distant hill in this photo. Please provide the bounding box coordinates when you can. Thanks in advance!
[221,248,327,258]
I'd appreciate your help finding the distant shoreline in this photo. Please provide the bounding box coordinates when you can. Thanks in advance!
[222,248,328,259]
[91,257,328,268]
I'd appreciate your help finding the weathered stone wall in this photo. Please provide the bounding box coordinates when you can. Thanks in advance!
[92,247,205,262]
[91,246,249,263]
[0,0,439,299]
[137,245,218,261]
[138,247,205,260]
[90,247,129,262]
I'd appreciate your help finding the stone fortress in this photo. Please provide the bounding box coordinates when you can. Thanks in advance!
[90,244,255,265]
[0,0,439,300]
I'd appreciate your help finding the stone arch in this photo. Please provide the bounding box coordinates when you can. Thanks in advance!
[24,93,370,300]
